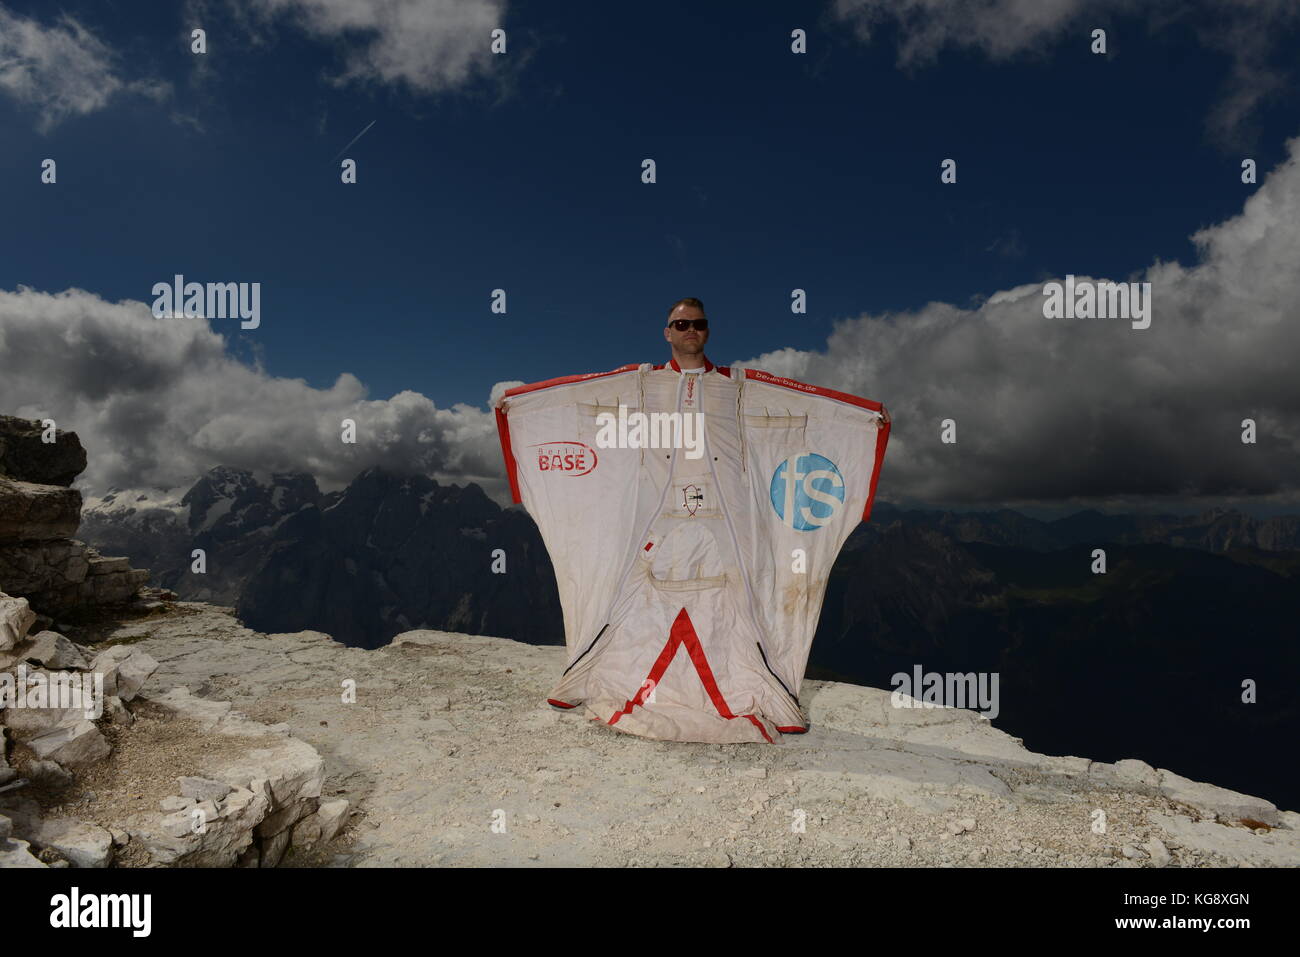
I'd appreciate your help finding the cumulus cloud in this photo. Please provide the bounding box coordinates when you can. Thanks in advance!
[735,134,1300,510]
[238,0,507,95]
[0,7,170,131]
[830,0,1300,146]
[0,287,516,502]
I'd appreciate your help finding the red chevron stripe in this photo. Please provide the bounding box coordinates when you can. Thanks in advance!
[608,607,774,743]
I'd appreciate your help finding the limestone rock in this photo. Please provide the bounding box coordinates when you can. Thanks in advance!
[260,827,292,868]
[25,720,111,769]
[316,799,350,843]
[254,797,316,839]
[1143,837,1172,868]
[1147,811,1300,867]
[0,478,82,543]
[141,686,231,730]
[1156,768,1280,827]
[178,776,232,803]
[105,696,133,726]
[30,817,114,868]
[0,594,37,650]
[27,760,73,788]
[0,837,47,867]
[1,687,87,737]
[90,646,158,702]
[159,808,197,839]
[21,631,88,670]
[211,739,325,810]
[0,414,87,486]
[1107,759,1161,788]
[139,784,270,865]
[291,812,322,848]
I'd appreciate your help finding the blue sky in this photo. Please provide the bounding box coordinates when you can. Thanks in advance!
[2,0,1299,511]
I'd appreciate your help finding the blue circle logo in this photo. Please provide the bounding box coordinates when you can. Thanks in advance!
[769,453,846,530]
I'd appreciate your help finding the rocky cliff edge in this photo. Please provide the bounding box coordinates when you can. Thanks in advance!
[7,599,1295,868]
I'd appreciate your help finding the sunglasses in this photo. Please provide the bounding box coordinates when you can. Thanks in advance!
[668,319,708,331]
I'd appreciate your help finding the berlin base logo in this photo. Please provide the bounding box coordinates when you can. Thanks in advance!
[532,441,598,476]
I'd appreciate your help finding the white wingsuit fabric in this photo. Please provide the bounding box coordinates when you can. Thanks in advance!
[494,355,890,743]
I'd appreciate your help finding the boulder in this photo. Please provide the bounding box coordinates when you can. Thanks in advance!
[1,667,101,736]
[316,799,350,843]
[0,594,37,650]
[1112,758,1161,787]
[90,646,158,701]
[0,415,87,486]
[216,739,325,810]
[1,698,86,737]
[25,720,111,769]
[22,631,88,670]
[29,817,114,868]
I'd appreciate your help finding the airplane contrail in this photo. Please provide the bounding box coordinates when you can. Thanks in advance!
[332,120,376,162]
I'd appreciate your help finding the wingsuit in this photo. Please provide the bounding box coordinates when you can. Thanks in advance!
[494,354,890,743]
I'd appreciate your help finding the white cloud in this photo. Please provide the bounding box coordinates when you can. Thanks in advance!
[0,287,514,502]
[736,134,1300,509]
[241,0,507,95]
[0,8,171,131]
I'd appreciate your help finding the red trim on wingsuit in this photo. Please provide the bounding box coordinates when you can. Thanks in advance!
[503,363,642,400]
[862,410,891,523]
[651,355,731,376]
[494,406,523,504]
[669,356,715,373]
[608,607,774,743]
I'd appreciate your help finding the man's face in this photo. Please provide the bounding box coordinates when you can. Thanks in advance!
[664,304,709,355]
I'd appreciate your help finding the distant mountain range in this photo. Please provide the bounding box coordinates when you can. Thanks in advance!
[79,465,1300,808]
[79,466,563,649]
